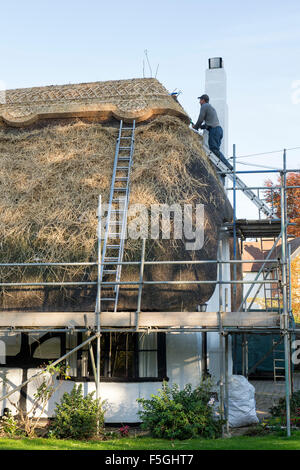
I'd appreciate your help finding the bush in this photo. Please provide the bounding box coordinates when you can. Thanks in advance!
[0,409,23,437]
[269,390,300,426]
[243,424,270,436]
[49,384,105,439]
[137,379,223,440]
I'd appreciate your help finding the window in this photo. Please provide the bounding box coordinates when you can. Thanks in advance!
[76,332,167,382]
[3,332,65,368]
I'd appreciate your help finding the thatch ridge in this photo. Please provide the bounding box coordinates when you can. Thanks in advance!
[0,78,189,127]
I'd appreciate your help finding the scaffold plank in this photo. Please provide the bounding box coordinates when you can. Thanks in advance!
[0,311,280,329]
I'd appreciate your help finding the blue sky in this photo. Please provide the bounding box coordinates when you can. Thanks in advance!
[1,0,299,217]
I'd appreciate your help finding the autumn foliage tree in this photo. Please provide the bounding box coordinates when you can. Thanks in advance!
[265,173,300,321]
[291,257,300,321]
[264,173,300,236]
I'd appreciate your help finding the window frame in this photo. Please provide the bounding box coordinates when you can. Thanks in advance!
[74,332,168,383]
[2,332,65,368]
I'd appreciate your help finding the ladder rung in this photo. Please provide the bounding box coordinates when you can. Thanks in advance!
[104,257,119,260]
[116,166,129,170]
[107,245,120,248]
[103,270,117,274]
[119,146,131,149]
[109,221,122,225]
[115,177,128,181]
[122,127,134,130]
[118,157,130,160]
[113,188,127,191]
[111,209,125,213]
[120,136,131,139]
[112,198,126,202]
[101,298,115,301]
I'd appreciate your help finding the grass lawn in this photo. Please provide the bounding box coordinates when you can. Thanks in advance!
[0,432,300,450]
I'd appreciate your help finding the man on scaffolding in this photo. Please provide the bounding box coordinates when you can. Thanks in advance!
[193,94,233,170]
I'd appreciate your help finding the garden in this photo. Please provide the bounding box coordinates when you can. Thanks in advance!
[1,365,300,450]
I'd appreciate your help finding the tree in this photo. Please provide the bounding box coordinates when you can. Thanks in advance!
[264,172,300,236]
[291,257,300,322]
[265,173,300,322]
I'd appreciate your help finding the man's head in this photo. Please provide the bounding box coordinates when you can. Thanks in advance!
[198,94,209,105]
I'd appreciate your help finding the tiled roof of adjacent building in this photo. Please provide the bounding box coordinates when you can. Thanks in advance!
[242,237,300,272]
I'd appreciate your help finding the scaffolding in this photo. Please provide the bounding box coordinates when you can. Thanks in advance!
[0,138,299,437]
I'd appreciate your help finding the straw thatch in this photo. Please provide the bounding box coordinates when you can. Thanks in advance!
[0,78,189,127]
[0,78,233,312]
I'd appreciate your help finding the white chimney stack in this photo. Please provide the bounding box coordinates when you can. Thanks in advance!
[204,57,228,158]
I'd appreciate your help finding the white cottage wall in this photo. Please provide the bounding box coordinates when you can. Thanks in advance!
[201,234,233,382]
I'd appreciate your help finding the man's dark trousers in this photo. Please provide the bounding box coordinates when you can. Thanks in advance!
[208,125,232,169]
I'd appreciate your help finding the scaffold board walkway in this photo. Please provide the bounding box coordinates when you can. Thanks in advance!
[0,310,280,329]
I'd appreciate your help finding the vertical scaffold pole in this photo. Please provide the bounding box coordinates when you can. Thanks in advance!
[136,238,146,330]
[233,144,237,309]
[281,150,291,437]
[96,195,102,402]
[225,333,229,434]
[288,243,294,394]
[224,287,230,434]
[218,239,225,435]
[232,144,238,374]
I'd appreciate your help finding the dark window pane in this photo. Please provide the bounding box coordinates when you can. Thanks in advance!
[86,332,164,380]
[111,351,135,377]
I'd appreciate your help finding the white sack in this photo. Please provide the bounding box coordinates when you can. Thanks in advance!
[227,375,259,428]
[214,375,259,428]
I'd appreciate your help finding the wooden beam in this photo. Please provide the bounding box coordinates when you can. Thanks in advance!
[0,311,280,329]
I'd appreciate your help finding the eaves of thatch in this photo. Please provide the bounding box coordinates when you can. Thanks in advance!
[0,77,235,311]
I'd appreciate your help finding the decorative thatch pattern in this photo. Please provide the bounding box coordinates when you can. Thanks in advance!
[0,78,189,127]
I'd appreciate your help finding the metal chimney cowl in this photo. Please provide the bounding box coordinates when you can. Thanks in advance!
[208,57,223,69]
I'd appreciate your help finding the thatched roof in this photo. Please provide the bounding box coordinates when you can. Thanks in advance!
[0,78,189,127]
[0,78,233,312]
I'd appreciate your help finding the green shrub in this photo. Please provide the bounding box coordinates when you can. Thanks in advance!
[49,384,105,439]
[269,390,300,426]
[243,424,271,436]
[0,410,23,436]
[137,379,223,440]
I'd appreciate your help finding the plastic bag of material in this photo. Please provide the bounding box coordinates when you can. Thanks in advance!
[213,375,259,428]
[227,375,259,428]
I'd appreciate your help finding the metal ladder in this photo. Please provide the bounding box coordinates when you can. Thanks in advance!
[100,120,135,312]
[273,338,285,382]
[203,146,275,218]
[263,266,281,312]
[258,238,282,312]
